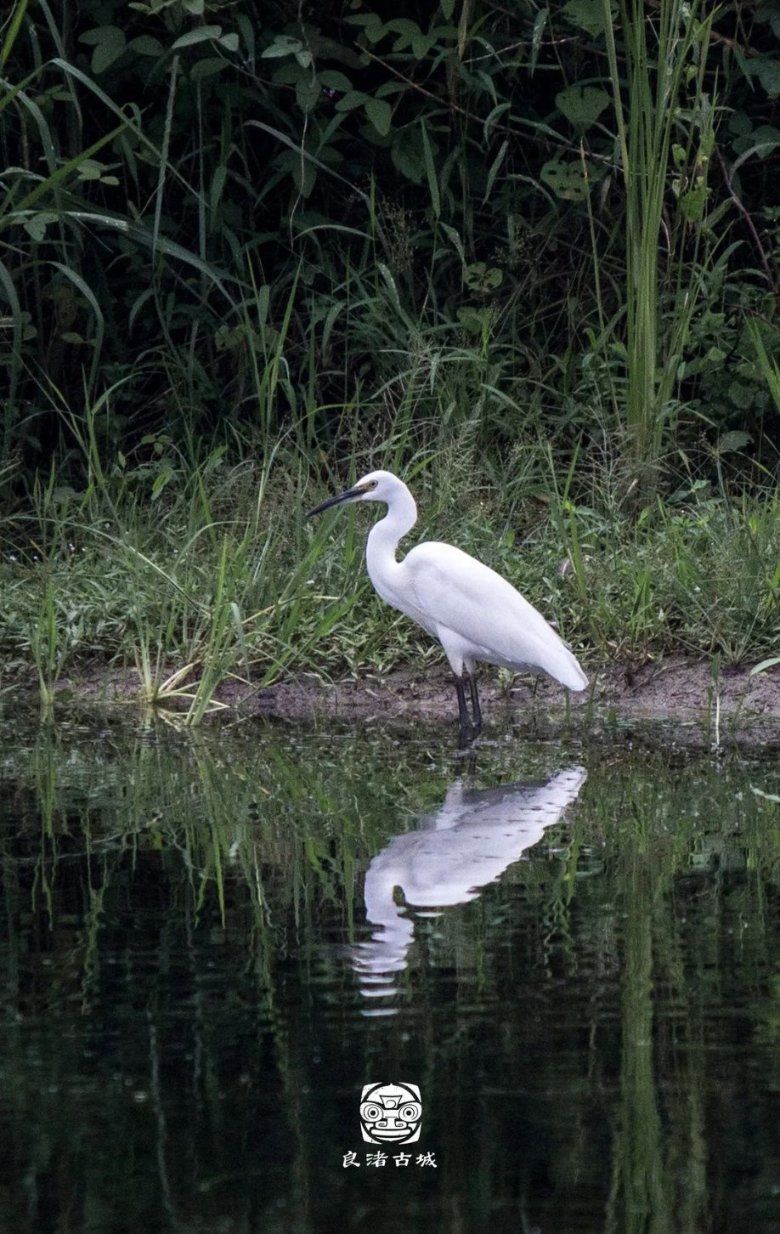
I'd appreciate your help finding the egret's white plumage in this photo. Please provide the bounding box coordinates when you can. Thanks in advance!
[308,469,587,733]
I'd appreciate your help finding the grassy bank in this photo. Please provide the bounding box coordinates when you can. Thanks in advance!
[1,427,778,719]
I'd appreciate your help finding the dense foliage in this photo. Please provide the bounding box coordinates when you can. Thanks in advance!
[1,2,778,700]
[1,0,778,485]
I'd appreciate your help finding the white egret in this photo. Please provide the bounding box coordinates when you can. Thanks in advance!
[307,470,587,739]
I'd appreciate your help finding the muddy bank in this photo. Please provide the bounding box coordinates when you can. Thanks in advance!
[246,657,779,718]
[242,658,780,750]
[41,655,780,749]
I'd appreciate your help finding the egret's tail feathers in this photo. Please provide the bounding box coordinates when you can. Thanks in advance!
[544,644,588,692]
[559,660,588,691]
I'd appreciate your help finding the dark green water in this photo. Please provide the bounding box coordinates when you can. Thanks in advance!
[0,714,777,1234]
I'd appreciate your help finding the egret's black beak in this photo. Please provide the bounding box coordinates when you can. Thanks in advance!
[306,485,366,518]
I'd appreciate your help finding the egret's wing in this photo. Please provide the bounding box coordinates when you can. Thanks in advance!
[404,542,586,688]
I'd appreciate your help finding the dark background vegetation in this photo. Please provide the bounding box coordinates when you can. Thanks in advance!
[0,1,778,699]
[2,0,778,469]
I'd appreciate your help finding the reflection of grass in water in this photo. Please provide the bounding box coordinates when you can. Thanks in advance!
[6,724,779,951]
[600,771,778,1234]
[606,854,670,1234]
[0,723,778,1228]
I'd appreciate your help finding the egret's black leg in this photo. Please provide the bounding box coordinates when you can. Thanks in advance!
[468,673,482,732]
[455,676,470,728]
[454,676,478,750]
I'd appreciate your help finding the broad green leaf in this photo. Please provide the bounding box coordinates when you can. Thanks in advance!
[77,158,104,180]
[364,97,392,136]
[23,212,57,242]
[78,25,116,45]
[344,13,385,42]
[555,85,610,131]
[411,32,435,57]
[261,35,303,59]
[376,82,404,99]
[190,57,226,82]
[678,183,711,222]
[319,70,352,91]
[291,156,316,197]
[561,0,612,38]
[79,26,126,74]
[335,90,368,112]
[464,263,503,293]
[717,430,752,453]
[386,19,421,40]
[753,55,780,98]
[236,14,255,60]
[458,306,492,334]
[732,124,780,159]
[727,382,756,410]
[171,26,222,50]
[757,0,780,36]
[728,109,752,137]
[391,128,427,183]
[296,79,321,113]
[540,158,592,200]
[129,35,164,57]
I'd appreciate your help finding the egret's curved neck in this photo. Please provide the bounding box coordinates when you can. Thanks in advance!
[366,485,417,583]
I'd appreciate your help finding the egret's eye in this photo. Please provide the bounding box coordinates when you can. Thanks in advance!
[365,480,378,490]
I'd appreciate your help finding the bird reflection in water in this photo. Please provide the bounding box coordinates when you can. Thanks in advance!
[351,766,587,1014]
